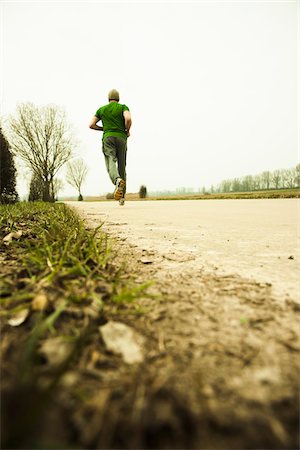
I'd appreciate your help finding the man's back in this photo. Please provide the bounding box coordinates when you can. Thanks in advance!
[95,102,129,141]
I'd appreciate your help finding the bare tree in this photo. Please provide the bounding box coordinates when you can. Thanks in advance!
[231,178,241,192]
[279,169,289,188]
[271,170,281,189]
[66,159,88,201]
[51,178,64,201]
[7,103,74,201]
[241,175,253,192]
[253,174,262,191]
[295,164,300,188]
[220,179,232,193]
[283,168,296,189]
[261,171,271,190]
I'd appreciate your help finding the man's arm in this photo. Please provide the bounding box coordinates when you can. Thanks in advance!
[89,116,103,131]
[123,110,132,137]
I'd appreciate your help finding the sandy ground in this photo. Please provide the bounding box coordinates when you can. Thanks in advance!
[68,199,300,301]
[64,198,300,449]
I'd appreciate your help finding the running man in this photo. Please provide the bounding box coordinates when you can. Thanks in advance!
[89,89,132,205]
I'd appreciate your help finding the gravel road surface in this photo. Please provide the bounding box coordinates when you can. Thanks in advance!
[68,198,299,301]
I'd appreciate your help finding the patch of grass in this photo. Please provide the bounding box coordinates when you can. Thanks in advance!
[0,201,149,315]
[1,202,110,282]
[112,281,154,305]
[239,316,248,325]
[0,201,151,449]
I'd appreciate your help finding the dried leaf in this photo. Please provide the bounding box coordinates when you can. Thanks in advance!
[8,308,29,327]
[3,230,23,243]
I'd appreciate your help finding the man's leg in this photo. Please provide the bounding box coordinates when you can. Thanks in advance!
[116,137,127,197]
[102,137,120,184]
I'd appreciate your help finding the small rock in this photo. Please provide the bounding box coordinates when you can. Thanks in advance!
[39,337,73,366]
[32,292,48,311]
[254,367,280,384]
[163,252,195,262]
[288,255,294,260]
[99,321,144,364]
[140,258,153,264]
[60,371,79,387]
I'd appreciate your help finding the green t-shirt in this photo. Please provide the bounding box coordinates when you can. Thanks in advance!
[95,102,129,141]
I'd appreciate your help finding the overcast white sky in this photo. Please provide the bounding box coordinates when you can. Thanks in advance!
[1,0,299,197]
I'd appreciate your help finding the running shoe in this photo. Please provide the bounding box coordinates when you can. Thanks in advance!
[114,178,125,201]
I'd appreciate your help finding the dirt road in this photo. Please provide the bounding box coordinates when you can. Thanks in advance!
[69,198,299,300]
[67,199,299,449]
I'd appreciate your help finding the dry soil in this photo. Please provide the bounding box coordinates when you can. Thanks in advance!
[66,198,300,449]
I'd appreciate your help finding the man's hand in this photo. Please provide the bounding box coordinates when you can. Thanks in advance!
[89,116,103,131]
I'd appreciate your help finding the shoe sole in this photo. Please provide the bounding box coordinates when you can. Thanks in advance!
[114,179,125,200]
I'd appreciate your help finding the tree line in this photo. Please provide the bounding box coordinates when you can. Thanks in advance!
[152,166,299,197]
[213,166,300,194]
[0,103,88,203]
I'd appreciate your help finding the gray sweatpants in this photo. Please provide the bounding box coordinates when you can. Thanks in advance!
[102,136,127,193]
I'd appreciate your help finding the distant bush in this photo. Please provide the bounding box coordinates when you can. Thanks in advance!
[106,193,114,200]
[28,174,44,201]
[139,185,147,198]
